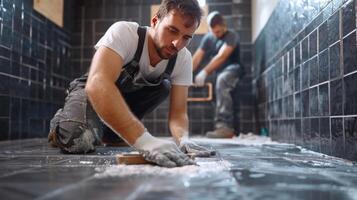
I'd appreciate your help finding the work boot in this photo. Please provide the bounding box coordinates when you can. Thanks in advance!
[206,127,235,138]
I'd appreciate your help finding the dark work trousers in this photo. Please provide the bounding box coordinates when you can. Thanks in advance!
[49,78,171,154]
[215,64,245,131]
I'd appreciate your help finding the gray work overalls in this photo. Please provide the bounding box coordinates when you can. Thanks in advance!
[48,27,177,153]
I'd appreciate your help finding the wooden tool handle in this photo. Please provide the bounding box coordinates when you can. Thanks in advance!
[116,153,196,165]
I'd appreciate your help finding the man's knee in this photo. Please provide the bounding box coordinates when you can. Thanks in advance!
[53,121,97,154]
[216,66,241,89]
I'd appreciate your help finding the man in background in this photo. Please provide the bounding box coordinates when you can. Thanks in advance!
[192,11,245,138]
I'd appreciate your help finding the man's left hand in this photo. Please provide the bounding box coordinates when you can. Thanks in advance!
[194,70,207,86]
[178,137,215,157]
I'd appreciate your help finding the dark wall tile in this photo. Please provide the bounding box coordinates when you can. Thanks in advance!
[294,66,301,92]
[331,117,344,157]
[302,61,310,90]
[302,90,310,117]
[310,118,320,152]
[289,50,294,72]
[344,117,357,160]
[295,93,301,117]
[309,56,319,86]
[302,118,311,149]
[328,11,340,45]
[295,119,302,146]
[320,117,331,155]
[0,118,9,140]
[330,79,343,115]
[295,43,301,65]
[344,73,357,115]
[302,37,309,62]
[329,42,341,79]
[319,21,329,52]
[309,30,318,58]
[341,1,356,37]
[319,83,329,116]
[209,4,233,15]
[0,96,10,117]
[319,49,329,83]
[343,31,357,74]
[310,87,319,117]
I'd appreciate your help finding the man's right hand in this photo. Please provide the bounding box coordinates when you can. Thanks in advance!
[132,130,195,167]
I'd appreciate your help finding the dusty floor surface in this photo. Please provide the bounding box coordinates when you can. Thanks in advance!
[0,135,357,200]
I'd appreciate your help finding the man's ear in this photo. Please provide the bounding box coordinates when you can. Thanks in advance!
[151,15,159,27]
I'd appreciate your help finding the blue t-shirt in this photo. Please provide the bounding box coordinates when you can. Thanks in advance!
[199,30,240,71]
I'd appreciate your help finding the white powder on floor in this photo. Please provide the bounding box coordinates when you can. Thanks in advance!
[191,133,279,146]
[94,160,232,178]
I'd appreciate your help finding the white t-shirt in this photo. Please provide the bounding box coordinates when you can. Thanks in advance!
[94,21,193,86]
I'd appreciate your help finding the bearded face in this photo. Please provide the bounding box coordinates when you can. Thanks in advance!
[151,10,198,59]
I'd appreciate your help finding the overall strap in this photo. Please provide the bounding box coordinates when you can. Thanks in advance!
[163,55,177,79]
[123,26,146,70]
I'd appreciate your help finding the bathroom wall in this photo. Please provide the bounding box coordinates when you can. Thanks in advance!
[253,0,357,160]
[77,0,254,136]
[0,0,77,140]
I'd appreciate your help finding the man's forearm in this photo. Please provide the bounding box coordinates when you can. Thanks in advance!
[86,76,145,145]
[203,55,226,74]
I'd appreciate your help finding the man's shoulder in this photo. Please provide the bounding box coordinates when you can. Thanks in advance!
[110,21,139,32]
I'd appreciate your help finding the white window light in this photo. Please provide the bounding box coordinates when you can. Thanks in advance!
[198,0,206,8]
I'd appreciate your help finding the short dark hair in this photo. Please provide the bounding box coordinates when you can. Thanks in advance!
[156,0,202,27]
[207,11,225,27]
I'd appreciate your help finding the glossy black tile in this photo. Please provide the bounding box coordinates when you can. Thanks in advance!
[309,56,319,86]
[329,41,341,79]
[302,37,309,62]
[0,119,9,140]
[295,119,302,145]
[328,11,340,45]
[1,25,12,49]
[330,79,343,115]
[319,49,329,83]
[0,96,10,117]
[302,89,310,117]
[310,118,320,152]
[302,61,310,90]
[295,43,301,65]
[287,95,294,118]
[302,118,311,148]
[319,21,329,52]
[289,50,294,72]
[0,75,9,95]
[294,65,301,92]
[319,83,329,116]
[309,30,318,58]
[344,117,357,160]
[343,31,357,74]
[319,117,331,155]
[344,73,357,115]
[331,117,345,157]
[310,87,319,117]
[342,1,356,37]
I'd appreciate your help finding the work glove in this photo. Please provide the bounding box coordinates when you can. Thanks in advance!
[178,136,216,157]
[133,130,195,168]
[194,70,207,86]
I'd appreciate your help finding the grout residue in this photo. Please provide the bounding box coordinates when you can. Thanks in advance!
[94,160,232,178]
